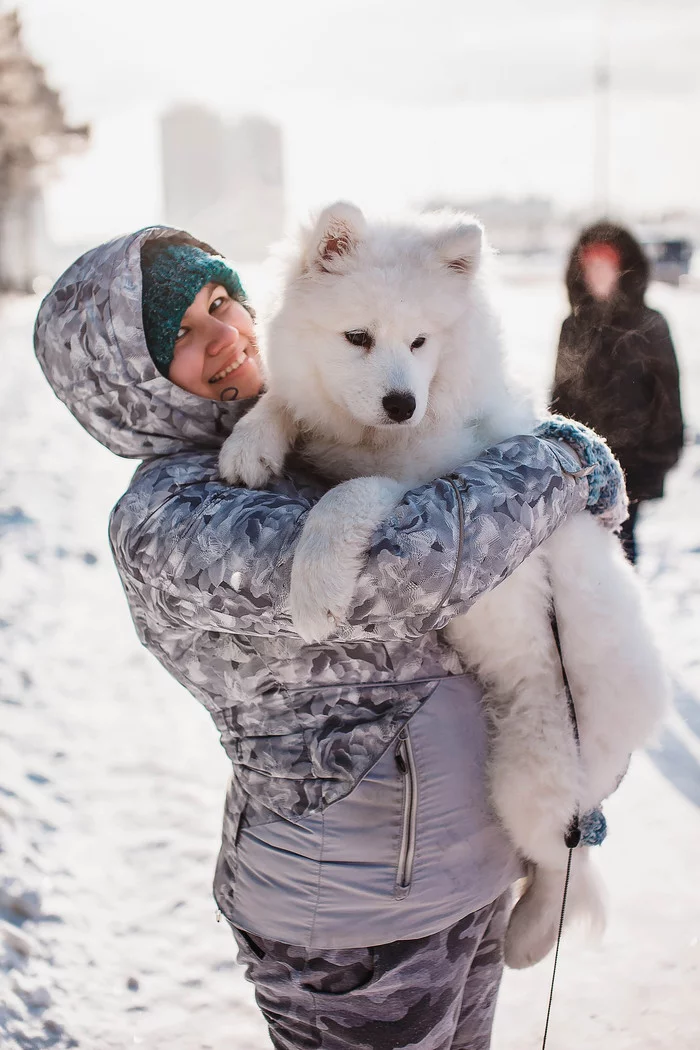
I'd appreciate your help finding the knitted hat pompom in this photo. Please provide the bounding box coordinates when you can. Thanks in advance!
[140,238,247,377]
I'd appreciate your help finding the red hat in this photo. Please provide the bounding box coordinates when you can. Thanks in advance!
[579,242,621,269]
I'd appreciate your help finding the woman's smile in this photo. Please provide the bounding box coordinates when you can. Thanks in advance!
[168,283,263,401]
[208,347,253,384]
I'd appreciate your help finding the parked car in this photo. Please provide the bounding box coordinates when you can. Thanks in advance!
[642,237,694,286]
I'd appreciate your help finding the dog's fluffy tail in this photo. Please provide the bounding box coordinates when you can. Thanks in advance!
[504,850,605,969]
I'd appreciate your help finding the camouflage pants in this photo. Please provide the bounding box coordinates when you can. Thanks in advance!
[231,892,510,1050]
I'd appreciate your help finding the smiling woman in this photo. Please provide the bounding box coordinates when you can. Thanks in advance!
[170,284,262,401]
[140,235,263,402]
[32,220,631,1050]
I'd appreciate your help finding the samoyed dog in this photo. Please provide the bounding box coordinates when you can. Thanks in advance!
[219,202,669,968]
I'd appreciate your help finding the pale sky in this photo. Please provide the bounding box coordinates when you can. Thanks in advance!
[11,0,700,243]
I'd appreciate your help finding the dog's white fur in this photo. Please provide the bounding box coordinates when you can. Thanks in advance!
[219,203,669,968]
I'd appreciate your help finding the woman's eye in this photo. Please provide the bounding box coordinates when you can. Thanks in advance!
[344,330,373,349]
[210,295,227,313]
[410,336,426,351]
[176,326,188,341]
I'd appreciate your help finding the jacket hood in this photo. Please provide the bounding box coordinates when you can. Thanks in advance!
[34,226,254,459]
[565,220,650,317]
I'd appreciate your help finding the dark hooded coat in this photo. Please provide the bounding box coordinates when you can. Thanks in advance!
[551,222,684,502]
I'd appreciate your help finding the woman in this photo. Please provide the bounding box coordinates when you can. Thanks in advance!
[552,220,684,564]
[34,225,626,1050]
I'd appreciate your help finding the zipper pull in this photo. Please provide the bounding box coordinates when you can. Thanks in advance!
[215,908,222,923]
[395,730,408,774]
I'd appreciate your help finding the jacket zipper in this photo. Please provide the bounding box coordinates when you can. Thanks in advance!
[395,726,418,897]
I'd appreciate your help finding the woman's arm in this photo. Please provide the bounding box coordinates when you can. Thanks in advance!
[110,424,623,641]
[641,313,684,473]
[550,317,579,419]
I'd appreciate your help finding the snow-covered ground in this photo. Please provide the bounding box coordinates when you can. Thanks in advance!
[1,269,698,1050]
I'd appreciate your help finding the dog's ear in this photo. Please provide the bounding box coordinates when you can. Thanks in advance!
[306,202,366,274]
[433,220,483,276]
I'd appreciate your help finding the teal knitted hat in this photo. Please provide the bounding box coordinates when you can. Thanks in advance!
[140,241,247,377]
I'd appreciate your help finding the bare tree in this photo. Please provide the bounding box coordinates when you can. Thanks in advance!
[0,9,89,288]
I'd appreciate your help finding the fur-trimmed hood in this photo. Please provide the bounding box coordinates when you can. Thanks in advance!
[565,220,650,318]
[34,226,252,459]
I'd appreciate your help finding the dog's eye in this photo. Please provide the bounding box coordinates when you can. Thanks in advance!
[410,336,426,351]
[344,330,374,350]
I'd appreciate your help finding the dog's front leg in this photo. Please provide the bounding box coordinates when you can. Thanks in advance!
[289,476,407,643]
[219,394,296,488]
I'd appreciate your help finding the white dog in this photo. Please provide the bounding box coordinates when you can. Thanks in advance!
[219,203,669,968]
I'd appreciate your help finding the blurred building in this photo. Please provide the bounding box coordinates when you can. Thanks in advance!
[422,196,698,286]
[423,196,557,255]
[160,105,285,262]
[161,105,227,229]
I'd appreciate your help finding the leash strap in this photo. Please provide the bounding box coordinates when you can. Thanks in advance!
[550,608,582,848]
[541,845,575,1050]
[540,606,581,1049]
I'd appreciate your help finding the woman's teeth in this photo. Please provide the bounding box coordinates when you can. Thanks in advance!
[209,350,247,383]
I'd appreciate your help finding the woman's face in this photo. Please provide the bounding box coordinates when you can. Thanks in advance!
[580,245,621,302]
[168,283,263,401]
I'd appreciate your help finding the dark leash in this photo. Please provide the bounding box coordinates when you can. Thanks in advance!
[540,607,581,1050]
[550,610,582,847]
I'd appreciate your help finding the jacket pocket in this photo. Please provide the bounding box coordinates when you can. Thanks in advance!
[231,924,267,960]
[301,946,376,997]
[394,726,418,898]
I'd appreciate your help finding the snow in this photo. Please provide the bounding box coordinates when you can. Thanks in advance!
[1,270,699,1049]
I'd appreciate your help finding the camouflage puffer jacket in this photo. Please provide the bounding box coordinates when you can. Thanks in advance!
[34,227,622,949]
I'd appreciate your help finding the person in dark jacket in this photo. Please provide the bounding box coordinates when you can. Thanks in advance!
[551,220,684,563]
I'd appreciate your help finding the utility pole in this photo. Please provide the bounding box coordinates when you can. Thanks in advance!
[593,0,611,216]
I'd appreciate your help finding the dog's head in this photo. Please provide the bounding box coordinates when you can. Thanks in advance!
[267,201,494,432]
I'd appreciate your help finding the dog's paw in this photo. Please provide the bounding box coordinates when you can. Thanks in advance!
[219,430,280,488]
[218,396,293,488]
[289,579,343,644]
[289,515,361,644]
[289,551,358,643]
[288,476,406,643]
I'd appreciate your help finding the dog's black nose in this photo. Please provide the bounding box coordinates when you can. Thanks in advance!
[382,391,416,423]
